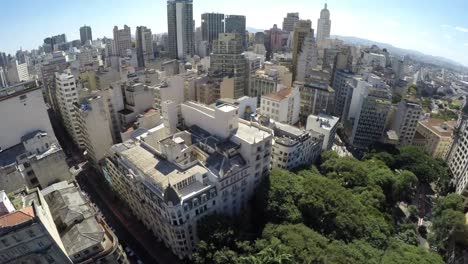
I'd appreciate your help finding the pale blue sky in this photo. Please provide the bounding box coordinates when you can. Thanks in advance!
[1,0,468,65]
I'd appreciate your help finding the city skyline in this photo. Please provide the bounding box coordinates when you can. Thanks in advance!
[1,0,468,66]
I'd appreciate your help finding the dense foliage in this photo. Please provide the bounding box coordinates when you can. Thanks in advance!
[192,148,455,263]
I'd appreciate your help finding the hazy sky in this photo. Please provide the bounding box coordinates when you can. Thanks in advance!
[1,0,468,65]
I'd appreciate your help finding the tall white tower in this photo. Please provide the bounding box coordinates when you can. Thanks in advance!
[316,3,331,48]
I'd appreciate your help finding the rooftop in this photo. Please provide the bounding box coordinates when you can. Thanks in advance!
[263,87,294,101]
[419,118,456,137]
[0,80,41,102]
[234,120,272,144]
[119,144,208,190]
[0,207,35,228]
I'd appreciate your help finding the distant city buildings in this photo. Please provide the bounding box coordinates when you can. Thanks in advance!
[113,25,132,57]
[201,13,225,45]
[225,15,247,50]
[136,26,154,67]
[292,20,312,81]
[282,12,300,33]
[80,25,93,45]
[167,0,195,59]
[316,4,331,48]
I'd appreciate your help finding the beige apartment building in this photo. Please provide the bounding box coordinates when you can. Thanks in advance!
[412,118,456,160]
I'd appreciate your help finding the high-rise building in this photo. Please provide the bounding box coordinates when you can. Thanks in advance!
[350,86,392,149]
[55,71,81,147]
[210,33,248,99]
[136,26,154,67]
[265,24,283,52]
[80,25,93,45]
[225,15,247,50]
[74,95,114,166]
[40,52,69,112]
[167,0,195,59]
[6,60,29,84]
[316,3,331,48]
[113,25,132,57]
[104,101,273,259]
[292,20,312,81]
[295,34,318,82]
[282,12,300,33]
[297,81,334,120]
[201,13,225,44]
[0,67,8,88]
[332,69,354,121]
[447,105,468,196]
[391,99,423,146]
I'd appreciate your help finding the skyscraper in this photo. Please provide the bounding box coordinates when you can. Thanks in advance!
[80,25,93,45]
[292,20,312,81]
[167,0,195,59]
[113,25,132,57]
[282,12,300,33]
[316,4,331,48]
[136,26,154,67]
[265,24,283,52]
[201,13,225,44]
[295,34,318,82]
[211,33,248,99]
[225,15,246,50]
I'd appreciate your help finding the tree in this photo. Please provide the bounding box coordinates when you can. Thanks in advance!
[264,169,304,224]
[392,170,418,202]
[324,240,382,264]
[258,224,328,264]
[320,156,369,189]
[430,194,467,254]
[394,146,448,184]
[381,240,443,264]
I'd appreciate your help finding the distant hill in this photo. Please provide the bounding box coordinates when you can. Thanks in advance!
[247,27,264,33]
[332,35,468,72]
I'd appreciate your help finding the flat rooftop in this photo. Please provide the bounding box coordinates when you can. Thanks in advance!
[120,144,208,190]
[419,118,456,138]
[234,121,271,144]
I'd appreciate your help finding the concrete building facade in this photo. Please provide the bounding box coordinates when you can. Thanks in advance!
[391,99,423,146]
[412,119,455,160]
[103,101,273,259]
[113,25,132,57]
[260,87,300,125]
[271,122,323,170]
[210,33,248,99]
[306,114,339,150]
[282,13,300,33]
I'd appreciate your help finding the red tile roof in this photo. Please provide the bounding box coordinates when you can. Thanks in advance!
[0,207,35,227]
